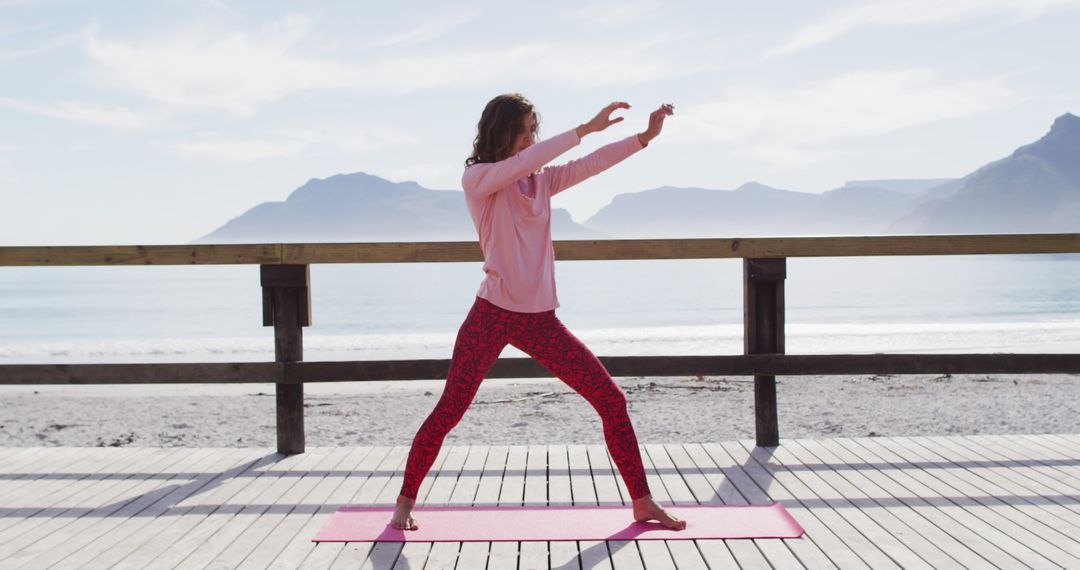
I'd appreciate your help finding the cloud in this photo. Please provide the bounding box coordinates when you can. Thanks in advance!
[373,13,477,47]
[325,126,418,154]
[385,162,460,189]
[167,134,309,161]
[165,123,416,162]
[0,156,15,192]
[734,144,841,167]
[563,1,660,28]
[84,14,352,116]
[669,69,1015,165]
[0,25,89,62]
[533,39,707,88]
[769,0,1080,56]
[0,97,145,129]
[81,15,700,116]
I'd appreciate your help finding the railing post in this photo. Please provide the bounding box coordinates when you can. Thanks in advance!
[744,258,786,447]
[261,264,311,455]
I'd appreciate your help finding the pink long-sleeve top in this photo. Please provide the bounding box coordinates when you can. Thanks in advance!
[462,128,645,313]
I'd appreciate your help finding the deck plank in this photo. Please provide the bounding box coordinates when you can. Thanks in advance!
[3,447,214,567]
[322,445,432,569]
[429,445,470,505]
[1020,433,1080,460]
[304,449,386,570]
[346,445,428,570]
[635,443,677,570]
[3,434,1079,569]
[803,437,1001,569]
[787,438,982,569]
[582,443,619,570]
[523,444,546,504]
[913,435,1080,535]
[708,441,845,569]
[451,444,489,504]
[421,444,471,570]
[199,448,333,569]
[299,446,399,569]
[952,435,1080,508]
[848,437,1064,568]
[875,436,1080,566]
[749,439,929,569]
[963,434,1080,519]
[157,449,304,569]
[233,446,363,570]
[996,434,1080,485]
[675,444,752,569]
[479,445,520,569]
[111,448,280,569]
[544,444,568,505]
[0,446,148,528]
[644,444,712,570]
[588,443,623,505]
[829,437,1032,569]
[551,443,593,570]
[0,446,162,540]
[705,441,875,570]
[516,445,555,569]
[123,449,304,570]
[500,444,529,505]
[455,445,493,570]
[0,447,81,504]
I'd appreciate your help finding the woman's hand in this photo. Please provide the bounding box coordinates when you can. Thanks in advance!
[577,101,631,138]
[637,103,674,147]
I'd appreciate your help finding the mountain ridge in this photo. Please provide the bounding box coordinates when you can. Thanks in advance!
[194,112,1078,242]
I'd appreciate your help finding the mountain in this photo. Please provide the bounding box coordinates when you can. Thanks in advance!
[583,180,959,237]
[583,182,823,237]
[195,113,1078,243]
[193,172,603,243]
[840,179,954,195]
[584,113,1078,237]
[889,113,1080,233]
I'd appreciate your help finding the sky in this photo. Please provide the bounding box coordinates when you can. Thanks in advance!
[1,0,1079,245]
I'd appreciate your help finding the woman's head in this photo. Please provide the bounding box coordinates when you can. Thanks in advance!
[465,93,539,167]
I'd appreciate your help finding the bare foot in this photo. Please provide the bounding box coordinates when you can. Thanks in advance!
[632,494,687,530]
[390,494,419,530]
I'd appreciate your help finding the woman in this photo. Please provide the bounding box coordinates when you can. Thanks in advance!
[391,94,684,531]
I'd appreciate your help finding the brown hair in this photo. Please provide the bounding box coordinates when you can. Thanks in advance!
[465,93,539,167]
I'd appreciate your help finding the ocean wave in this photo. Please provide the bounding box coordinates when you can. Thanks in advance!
[1,320,1077,364]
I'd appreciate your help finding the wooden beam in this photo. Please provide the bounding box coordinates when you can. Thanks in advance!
[263,267,307,454]
[0,362,281,384]
[0,244,281,266]
[745,258,786,447]
[260,265,311,326]
[281,242,483,264]
[2,234,1078,266]
[5,354,1077,385]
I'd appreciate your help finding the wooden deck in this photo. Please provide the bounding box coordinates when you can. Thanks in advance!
[1,435,1079,569]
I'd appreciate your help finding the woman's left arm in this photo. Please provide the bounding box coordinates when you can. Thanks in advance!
[546,103,674,197]
[544,135,644,197]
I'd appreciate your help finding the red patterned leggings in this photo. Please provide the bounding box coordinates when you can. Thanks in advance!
[399,296,651,500]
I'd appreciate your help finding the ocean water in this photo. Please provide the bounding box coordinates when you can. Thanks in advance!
[1,255,1078,364]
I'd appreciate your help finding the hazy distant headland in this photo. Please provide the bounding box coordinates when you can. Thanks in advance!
[193,113,1080,244]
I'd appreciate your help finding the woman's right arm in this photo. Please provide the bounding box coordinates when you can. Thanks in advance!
[462,130,580,199]
[462,101,633,199]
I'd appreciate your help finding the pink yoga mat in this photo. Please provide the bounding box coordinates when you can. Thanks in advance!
[312,502,803,542]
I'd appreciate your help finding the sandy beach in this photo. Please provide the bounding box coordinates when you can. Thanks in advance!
[2,373,1078,448]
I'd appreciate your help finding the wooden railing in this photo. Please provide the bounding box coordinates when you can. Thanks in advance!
[2,234,1079,453]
